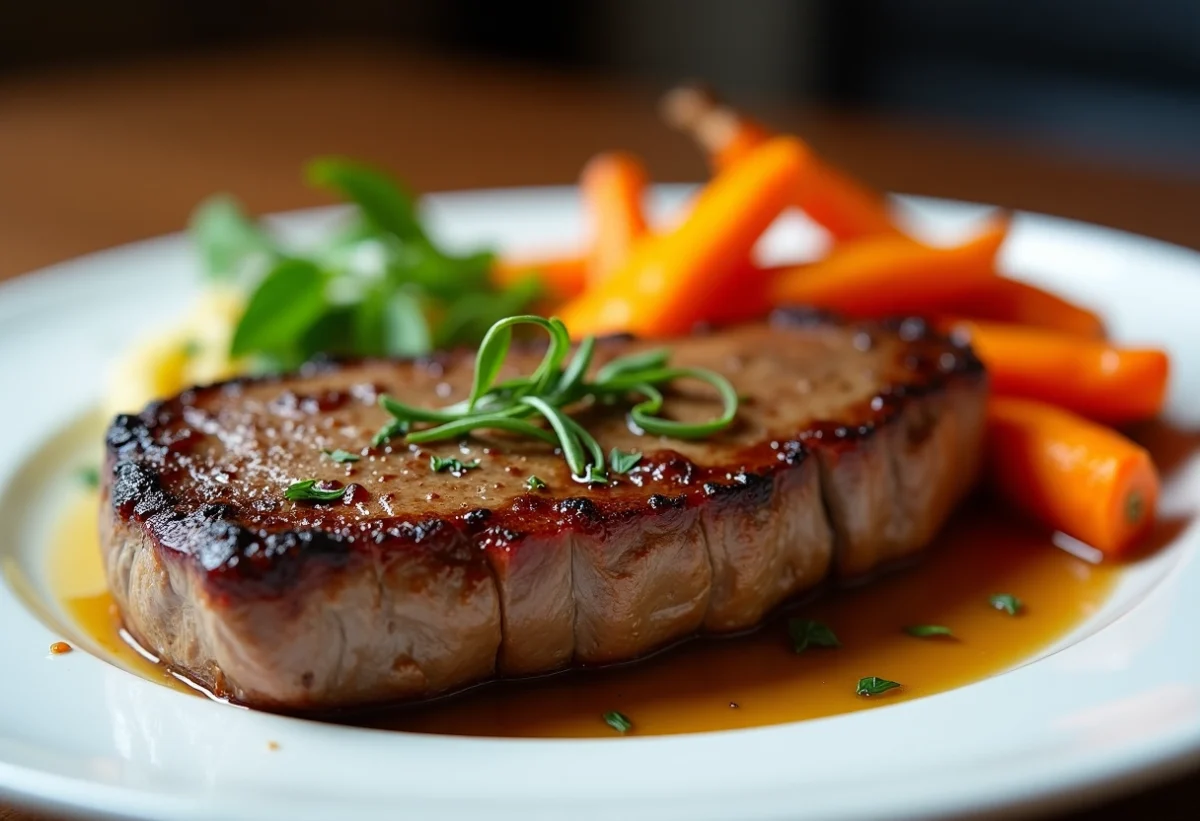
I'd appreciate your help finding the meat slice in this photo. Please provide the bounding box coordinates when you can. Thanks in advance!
[100,311,986,710]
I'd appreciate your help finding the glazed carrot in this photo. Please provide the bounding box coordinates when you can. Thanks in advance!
[558,136,812,339]
[768,220,1009,318]
[946,320,1168,424]
[492,254,587,300]
[940,277,1105,338]
[581,152,650,285]
[985,397,1159,556]
[660,84,899,242]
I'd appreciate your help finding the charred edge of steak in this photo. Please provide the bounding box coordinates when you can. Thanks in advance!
[103,311,983,599]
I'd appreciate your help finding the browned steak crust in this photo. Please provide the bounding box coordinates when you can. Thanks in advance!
[100,310,986,710]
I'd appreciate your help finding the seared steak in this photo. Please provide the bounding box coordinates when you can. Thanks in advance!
[101,311,986,710]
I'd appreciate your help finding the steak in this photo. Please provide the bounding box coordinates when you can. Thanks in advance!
[100,310,987,711]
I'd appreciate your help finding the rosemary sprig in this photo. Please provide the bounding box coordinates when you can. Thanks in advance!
[376,315,738,483]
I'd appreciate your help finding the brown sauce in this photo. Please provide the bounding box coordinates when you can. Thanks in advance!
[51,490,1118,737]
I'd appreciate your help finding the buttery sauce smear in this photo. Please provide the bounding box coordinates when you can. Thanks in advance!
[53,492,1115,737]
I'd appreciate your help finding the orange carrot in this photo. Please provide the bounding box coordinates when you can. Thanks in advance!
[946,320,1168,424]
[581,152,650,285]
[558,136,812,339]
[985,397,1159,556]
[660,84,899,242]
[768,220,1009,318]
[940,277,1105,338]
[492,254,587,301]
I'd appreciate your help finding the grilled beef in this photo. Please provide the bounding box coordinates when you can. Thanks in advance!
[101,310,986,710]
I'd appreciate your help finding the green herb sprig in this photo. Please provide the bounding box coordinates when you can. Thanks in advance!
[376,316,738,482]
[284,480,347,503]
[856,676,902,697]
[430,456,481,475]
[788,618,841,654]
[989,593,1023,616]
[904,625,954,639]
[603,711,633,734]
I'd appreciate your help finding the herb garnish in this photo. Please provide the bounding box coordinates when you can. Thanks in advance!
[525,475,547,491]
[77,465,100,489]
[609,448,642,475]
[192,159,540,370]
[603,711,633,734]
[377,316,737,482]
[284,480,347,503]
[371,418,408,449]
[989,593,1023,616]
[788,618,841,653]
[323,449,361,463]
[904,625,954,638]
[856,676,902,697]
[430,455,481,475]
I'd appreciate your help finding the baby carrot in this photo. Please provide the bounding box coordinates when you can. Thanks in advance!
[948,320,1169,424]
[660,84,899,242]
[940,277,1105,338]
[581,152,650,285]
[985,397,1159,557]
[768,220,1009,318]
[558,136,812,339]
[492,255,588,301]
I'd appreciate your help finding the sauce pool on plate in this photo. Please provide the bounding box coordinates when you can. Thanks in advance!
[52,490,1115,737]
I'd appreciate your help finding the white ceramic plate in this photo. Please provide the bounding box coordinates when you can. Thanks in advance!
[1,187,1199,821]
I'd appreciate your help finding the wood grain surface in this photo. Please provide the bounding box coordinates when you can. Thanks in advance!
[0,41,1196,821]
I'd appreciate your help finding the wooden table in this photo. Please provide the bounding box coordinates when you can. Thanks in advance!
[0,43,1197,821]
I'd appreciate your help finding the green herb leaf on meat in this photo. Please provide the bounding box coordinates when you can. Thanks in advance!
[608,448,642,475]
[429,455,481,475]
[284,480,347,503]
[323,449,361,464]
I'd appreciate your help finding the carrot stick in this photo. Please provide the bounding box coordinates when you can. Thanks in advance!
[581,152,650,285]
[946,320,1168,424]
[985,397,1159,556]
[939,277,1105,338]
[768,220,1009,318]
[492,254,588,301]
[660,84,899,242]
[558,137,812,339]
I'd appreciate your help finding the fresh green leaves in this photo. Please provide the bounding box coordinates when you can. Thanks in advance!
[189,195,274,282]
[192,160,539,370]
[603,711,633,734]
[989,593,1023,616]
[77,465,100,489]
[526,475,547,491]
[429,455,481,475]
[323,449,361,463]
[788,618,841,654]
[856,676,902,697]
[284,480,347,503]
[375,315,738,481]
[307,157,426,244]
[904,625,954,638]
[609,448,642,475]
[230,259,327,360]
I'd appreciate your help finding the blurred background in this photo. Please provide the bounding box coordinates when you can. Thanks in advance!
[0,0,1198,279]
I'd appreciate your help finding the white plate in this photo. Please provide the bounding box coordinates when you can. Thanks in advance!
[1,187,1199,821]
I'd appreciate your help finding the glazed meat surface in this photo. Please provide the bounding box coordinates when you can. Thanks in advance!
[101,311,987,710]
